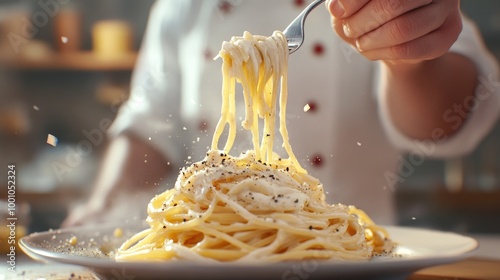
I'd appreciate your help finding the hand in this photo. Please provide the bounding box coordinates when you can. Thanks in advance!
[61,189,154,227]
[327,0,462,64]
[61,133,172,227]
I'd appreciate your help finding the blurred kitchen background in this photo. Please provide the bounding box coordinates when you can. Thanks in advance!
[0,0,499,235]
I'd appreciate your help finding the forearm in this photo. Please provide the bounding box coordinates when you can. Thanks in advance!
[87,132,172,209]
[382,53,478,141]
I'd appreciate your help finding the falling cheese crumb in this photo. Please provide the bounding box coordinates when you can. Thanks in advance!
[303,104,311,112]
[69,236,78,246]
[46,134,58,147]
[114,227,123,238]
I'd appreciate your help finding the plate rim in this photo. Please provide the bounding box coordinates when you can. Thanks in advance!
[19,223,479,277]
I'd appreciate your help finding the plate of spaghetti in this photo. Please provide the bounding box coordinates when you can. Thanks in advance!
[20,222,477,280]
[21,30,477,280]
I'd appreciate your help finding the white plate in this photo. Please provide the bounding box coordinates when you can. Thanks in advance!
[20,222,478,280]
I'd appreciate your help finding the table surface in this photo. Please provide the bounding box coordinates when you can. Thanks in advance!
[3,235,500,280]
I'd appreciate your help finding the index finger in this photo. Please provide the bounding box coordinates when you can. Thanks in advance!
[327,0,370,18]
[342,0,433,39]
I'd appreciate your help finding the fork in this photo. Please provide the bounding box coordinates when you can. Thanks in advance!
[283,0,326,54]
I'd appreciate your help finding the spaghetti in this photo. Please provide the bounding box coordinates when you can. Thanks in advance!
[116,31,394,262]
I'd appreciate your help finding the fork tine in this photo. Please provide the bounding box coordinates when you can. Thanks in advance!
[284,0,326,54]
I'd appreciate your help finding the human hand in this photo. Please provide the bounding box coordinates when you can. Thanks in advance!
[61,134,171,228]
[61,189,153,228]
[327,0,462,64]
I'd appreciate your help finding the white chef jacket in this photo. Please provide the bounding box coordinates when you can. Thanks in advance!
[109,0,500,225]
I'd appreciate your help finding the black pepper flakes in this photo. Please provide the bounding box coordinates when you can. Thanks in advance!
[309,226,313,230]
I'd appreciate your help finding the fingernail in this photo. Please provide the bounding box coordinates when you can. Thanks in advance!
[331,0,345,18]
[355,40,363,52]
[342,22,350,37]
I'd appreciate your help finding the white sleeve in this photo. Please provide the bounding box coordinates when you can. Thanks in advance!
[377,15,500,158]
[107,0,194,165]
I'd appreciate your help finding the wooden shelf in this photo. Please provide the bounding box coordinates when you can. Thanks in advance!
[397,188,500,212]
[435,189,500,212]
[0,187,86,212]
[1,51,138,71]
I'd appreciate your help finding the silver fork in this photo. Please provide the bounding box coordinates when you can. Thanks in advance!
[283,0,326,54]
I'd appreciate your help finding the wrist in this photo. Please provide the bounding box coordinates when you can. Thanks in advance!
[382,57,439,74]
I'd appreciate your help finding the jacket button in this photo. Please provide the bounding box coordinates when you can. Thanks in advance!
[312,42,325,56]
[310,154,324,167]
[203,48,213,61]
[199,120,209,132]
[304,100,318,112]
[294,0,305,7]
[218,1,234,14]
